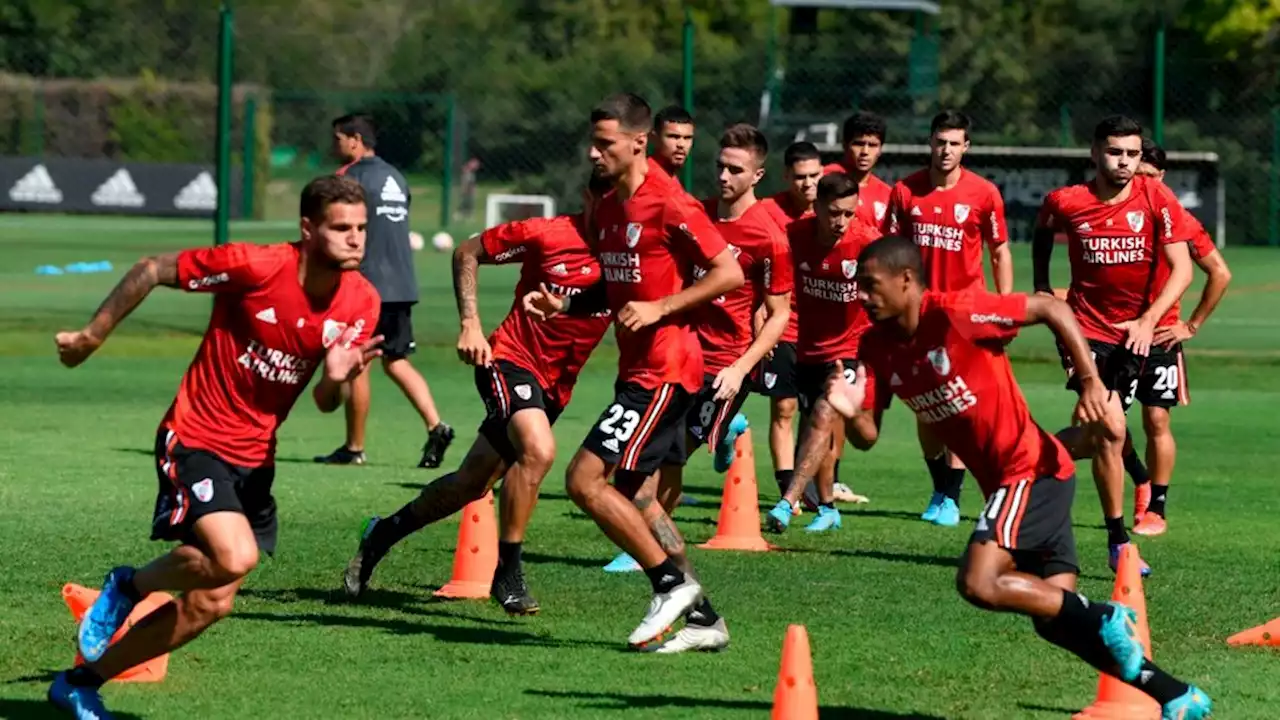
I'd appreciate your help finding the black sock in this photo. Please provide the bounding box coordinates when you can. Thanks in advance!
[1123,437,1150,485]
[943,468,965,502]
[366,501,430,558]
[775,469,794,497]
[832,460,841,485]
[643,559,685,594]
[1105,515,1130,546]
[686,597,720,626]
[119,569,142,603]
[819,502,835,511]
[924,455,948,494]
[1148,484,1168,518]
[65,666,106,689]
[497,541,522,571]
[1134,659,1190,705]
[1033,590,1116,672]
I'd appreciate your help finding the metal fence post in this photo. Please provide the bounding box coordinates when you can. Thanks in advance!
[1153,17,1166,145]
[681,4,695,190]
[241,95,256,220]
[1271,104,1279,246]
[215,2,234,245]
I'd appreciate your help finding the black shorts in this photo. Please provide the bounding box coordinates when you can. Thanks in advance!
[375,302,416,360]
[151,426,278,556]
[796,358,860,416]
[474,359,564,465]
[582,381,693,474]
[1060,340,1188,412]
[687,373,751,452]
[757,341,798,399]
[970,475,1078,578]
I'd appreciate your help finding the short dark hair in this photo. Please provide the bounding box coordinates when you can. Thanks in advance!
[857,235,923,280]
[719,123,768,162]
[1093,114,1143,143]
[654,105,694,130]
[1141,138,1167,171]
[817,172,859,204]
[784,141,821,167]
[332,113,377,149]
[930,110,971,140]
[843,111,887,144]
[591,94,652,133]
[300,175,366,223]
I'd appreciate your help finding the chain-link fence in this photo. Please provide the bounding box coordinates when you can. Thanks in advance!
[0,1,1275,246]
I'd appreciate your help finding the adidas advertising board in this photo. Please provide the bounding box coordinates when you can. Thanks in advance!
[0,157,242,218]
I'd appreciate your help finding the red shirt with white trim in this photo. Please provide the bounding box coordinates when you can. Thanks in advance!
[166,242,380,467]
[888,168,1008,293]
[759,191,813,344]
[790,216,882,364]
[822,162,894,234]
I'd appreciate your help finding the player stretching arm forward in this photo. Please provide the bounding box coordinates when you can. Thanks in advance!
[823,236,1212,720]
[48,177,382,720]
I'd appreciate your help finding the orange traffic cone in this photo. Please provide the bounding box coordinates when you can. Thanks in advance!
[771,624,818,720]
[433,490,498,599]
[1227,617,1280,647]
[63,583,173,683]
[699,429,773,552]
[1073,544,1160,720]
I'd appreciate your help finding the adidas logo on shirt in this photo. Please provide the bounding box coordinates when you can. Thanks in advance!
[1077,221,1092,232]
[911,206,923,216]
[91,169,145,208]
[551,263,568,276]
[890,372,903,387]
[380,176,407,203]
[799,261,811,271]
[8,164,63,204]
[255,307,278,324]
[174,171,217,211]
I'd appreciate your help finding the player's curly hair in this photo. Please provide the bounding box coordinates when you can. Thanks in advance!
[300,175,366,223]
[842,111,887,144]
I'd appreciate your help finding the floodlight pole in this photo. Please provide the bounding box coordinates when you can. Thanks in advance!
[214,2,234,246]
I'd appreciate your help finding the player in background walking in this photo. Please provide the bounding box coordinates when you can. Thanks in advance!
[49,176,382,720]
[316,113,454,469]
[887,110,1011,527]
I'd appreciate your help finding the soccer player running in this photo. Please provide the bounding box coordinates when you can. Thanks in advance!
[526,94,743,648]
[48,176,383,719]
[341,178,613,614]
[887,110,1011,528]
[1032,116,1194,575]
[600,124,793,651]
[1124,138,1232,537]
[822,236,1213,720]
[766,172,881,534]
[824,110,894,234]
[652,105,696,180]
[316,113,455,468]
[758,141,826,507]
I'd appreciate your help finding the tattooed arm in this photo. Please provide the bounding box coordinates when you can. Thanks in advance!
[452,235,495,366]
[55,252,181,368]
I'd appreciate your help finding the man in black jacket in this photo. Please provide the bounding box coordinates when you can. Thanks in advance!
[315,113,454,468]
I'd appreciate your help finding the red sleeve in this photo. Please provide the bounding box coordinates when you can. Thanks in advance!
[948,290,1028,344]
[351,286,382,348]
[856,335,892,412]
[479,218,540,264]
[887,184,907,236]
[1035,190,1061,230]
[1190,221,1216,260]
[983,185,1009,247]
[176,243,276,293]
[665,194,727,266]
[1150,181,1189,247]
[762,222,794,295]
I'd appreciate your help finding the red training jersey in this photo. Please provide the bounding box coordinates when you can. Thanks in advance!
[759,191,814,344]
[593,158,727,392]
[790,216,882,364]
[1154,211,1217,327]
[479,215,611,407]
[859,291,1075,497]
[888,168,1008,293]
[692,200,794,374]
[822,162,894,234]
[1037,175,1189,344]
[165,243,381,467]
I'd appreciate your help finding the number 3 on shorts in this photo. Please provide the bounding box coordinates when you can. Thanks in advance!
[599,403,641,442]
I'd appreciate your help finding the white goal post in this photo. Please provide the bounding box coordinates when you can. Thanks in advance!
[485,193,557,229]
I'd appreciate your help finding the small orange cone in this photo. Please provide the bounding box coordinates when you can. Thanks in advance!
[1227,617,1280,647]
[699,429,773,552]
[771,624,818,720]
[433,490,498,599]
[63,583,173,683]
[1073,544,1160,720]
